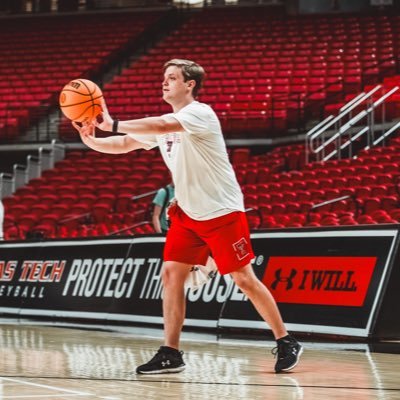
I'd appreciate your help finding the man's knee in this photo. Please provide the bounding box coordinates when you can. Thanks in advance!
[162,262,174,287]
[231,265,256,292]
[162,261,191,287]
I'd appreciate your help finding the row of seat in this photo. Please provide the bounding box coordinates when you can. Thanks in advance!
[5,132,400,239]
[93,9,400,137]
[2,147,288,239]
[0,11,161,138]
[2,7,400,140]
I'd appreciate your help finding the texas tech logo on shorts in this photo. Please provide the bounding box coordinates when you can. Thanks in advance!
[232,237,250,261]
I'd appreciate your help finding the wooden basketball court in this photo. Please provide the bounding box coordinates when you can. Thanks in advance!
[0,321,399,399]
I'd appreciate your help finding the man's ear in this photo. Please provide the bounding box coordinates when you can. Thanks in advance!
[187,80,196,90]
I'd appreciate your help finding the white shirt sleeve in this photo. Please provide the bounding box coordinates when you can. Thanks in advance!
[168,103,211,135]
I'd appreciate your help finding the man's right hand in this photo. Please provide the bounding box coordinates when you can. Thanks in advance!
[94,97,113,132]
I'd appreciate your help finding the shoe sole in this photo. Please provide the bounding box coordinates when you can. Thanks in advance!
[277,346,304,373]
[136,365,186,375]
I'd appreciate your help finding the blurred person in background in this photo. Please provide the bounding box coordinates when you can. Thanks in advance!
[152,182,175,233]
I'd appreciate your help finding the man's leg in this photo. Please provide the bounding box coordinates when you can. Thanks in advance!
[231,264,287,338]
[231,264,302,372]
[136,260,191,374]
[162,261,192,349]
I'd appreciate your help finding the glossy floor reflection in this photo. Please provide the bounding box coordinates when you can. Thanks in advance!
[0,321,399,399]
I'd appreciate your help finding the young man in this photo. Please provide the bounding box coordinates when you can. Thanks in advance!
[73,59,303,374]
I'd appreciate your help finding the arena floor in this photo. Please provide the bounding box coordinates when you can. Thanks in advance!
[0,320,399,399]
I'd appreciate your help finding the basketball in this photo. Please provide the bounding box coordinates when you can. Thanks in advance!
[59,79,103,123]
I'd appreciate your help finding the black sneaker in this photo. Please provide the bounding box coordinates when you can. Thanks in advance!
[136,346,185,374]
[272,336,303,373]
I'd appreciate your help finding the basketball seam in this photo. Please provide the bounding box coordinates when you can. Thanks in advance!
[78,79,97,121]
[77,79,97,96]
[60,94,103,108]
[61,89,96,96]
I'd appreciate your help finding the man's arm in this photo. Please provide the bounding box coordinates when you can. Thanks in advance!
[94,98,184,136]
[99,115,184,136]
[72,122,147,154]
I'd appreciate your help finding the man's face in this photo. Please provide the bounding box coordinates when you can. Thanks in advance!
[162,65,193,103]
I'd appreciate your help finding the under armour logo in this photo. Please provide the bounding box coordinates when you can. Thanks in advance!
[271,268,297,290]
[161,360,171,367]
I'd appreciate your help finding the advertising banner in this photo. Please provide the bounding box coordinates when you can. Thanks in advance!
[0,237,232,327]
[220,230,398,337]
[0,228,398,337]
[0,239,139,316]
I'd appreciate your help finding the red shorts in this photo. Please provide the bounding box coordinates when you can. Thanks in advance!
[164,204,255,275]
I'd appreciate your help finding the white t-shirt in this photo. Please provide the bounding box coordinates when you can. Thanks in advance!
[129,101,244,220]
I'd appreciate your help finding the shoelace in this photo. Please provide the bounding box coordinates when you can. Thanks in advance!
[271,342,290,359]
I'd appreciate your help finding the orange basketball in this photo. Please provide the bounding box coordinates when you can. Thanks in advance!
[59,79,103,123]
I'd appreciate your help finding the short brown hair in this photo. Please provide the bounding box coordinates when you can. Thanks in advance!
[163,59,205,97]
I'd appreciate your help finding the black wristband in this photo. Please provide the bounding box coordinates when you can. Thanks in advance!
[112,119,119,133]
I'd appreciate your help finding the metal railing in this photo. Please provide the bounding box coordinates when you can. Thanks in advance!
[109,221,152,236]
[306,85,380,162]
[306,85,400,163]
[309,195,353,213]
[361,120,400,152]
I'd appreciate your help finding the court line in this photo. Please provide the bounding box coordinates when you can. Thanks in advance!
[132,380,400,392]
[1,395,88,399]
[0,377,92,396]
[1,396,119,399]
[1,375,399,392]
[365,349,386,399]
